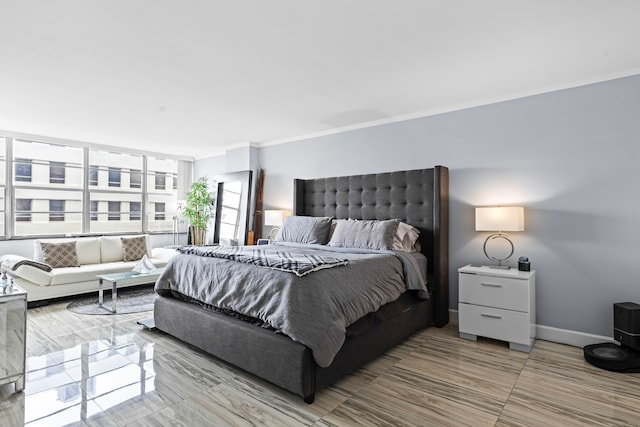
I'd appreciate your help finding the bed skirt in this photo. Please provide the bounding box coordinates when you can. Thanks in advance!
[154,294,433,403]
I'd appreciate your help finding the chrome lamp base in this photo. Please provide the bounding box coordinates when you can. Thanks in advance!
[483,232,514,269]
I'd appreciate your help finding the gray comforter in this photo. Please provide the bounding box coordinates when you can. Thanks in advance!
[155,243,428,367]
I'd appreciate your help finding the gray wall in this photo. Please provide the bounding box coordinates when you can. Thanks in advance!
[251,74,640,338]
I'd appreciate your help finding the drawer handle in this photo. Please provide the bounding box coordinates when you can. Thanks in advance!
[481,282,502,288]
[481,313,502,319]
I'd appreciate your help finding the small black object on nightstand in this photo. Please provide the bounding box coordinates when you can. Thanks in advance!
[257,239,270,245]
[518,256,530,271]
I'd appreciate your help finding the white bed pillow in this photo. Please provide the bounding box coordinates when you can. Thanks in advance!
[274,216,333,244]
[328,219,399,250]
[392,222,421,253]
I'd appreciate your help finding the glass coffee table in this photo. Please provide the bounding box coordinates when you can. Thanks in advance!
[96,269,164,313]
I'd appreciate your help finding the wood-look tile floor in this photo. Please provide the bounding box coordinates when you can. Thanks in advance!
[1,299,640,426]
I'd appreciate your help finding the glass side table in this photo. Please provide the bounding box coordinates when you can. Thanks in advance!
[96,269,164,313]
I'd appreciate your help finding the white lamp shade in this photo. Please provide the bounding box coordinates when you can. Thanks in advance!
[264,210,291,227]
[475,206,524,232]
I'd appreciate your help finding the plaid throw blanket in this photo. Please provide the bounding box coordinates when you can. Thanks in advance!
[178,245,349,277]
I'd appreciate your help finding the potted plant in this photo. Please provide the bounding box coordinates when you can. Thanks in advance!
[180,176,213,245]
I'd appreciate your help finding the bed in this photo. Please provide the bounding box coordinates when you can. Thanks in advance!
[153,166,449,403]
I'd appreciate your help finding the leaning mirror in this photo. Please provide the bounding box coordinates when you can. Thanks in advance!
[212,171,253,245]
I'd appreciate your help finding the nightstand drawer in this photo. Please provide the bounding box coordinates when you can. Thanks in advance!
[459,303,531,345]
[459,272,529,312]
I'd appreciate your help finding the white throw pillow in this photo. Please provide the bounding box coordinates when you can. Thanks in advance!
[100,236,125,263]
[76,237,101,265]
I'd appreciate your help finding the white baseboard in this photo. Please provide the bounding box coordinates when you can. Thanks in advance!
[535,325,613,348]
[447,308,613,348]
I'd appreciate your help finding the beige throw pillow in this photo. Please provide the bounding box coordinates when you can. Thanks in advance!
[40,241,80,268]
[121,236,148,261]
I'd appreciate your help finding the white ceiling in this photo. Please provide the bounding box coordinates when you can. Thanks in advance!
[1,1,640,160]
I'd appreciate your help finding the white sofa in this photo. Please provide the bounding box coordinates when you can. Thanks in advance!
[3,235,176,303]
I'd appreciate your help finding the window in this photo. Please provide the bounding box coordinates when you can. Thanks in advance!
[15,158,32,182]
[154,202,165,221]
[90,200,98,221]
[12,140,83,236]
[108,201,120,221]
[16,199,32,222]
[130,202,141,221]
[1,138,185,238]
[89,165,99,186]
[108,168,121,188]
[0,137,5,236]
[88,150,144,234]
[155,172,166,190]
[49,200,65,221]
[147,157,178,232]
[49,161,65,184]
[130,169,142,189]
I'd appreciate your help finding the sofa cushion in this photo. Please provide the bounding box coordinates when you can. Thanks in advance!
[100,236,125,263]
[76,237,101,265]
[40,241,80,268]
[34,237,102,265]
[121,236,147,261]
[50,261,137,285]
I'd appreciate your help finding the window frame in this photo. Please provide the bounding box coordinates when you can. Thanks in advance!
[90,200,99,221]
[154,202,165,221]
[15,158,32,183]
[130,169,142,189]
[49,161,66,184]
[107,201,121,221]
[15,198,32,222]
[89,165,99,186]
[130,201,142,221]
[108,167,121,188]
[1,136,187,239]
[49,199,65,222]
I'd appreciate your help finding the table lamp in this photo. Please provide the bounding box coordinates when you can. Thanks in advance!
[264,210,291,241]
[475,206,524,269]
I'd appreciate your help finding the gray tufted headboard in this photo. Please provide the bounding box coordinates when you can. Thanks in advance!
[293,166,449,327]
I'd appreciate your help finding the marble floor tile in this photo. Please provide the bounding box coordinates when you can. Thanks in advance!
[4,300,640,426]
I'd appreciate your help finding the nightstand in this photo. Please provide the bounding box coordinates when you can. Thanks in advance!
[458,265,536,352]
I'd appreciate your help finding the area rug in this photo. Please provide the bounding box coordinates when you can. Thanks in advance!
[67,286,157,315]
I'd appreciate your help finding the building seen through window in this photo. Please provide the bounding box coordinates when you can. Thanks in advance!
[130,169,142,189]
[155,202,165,221]
[49,200,65,221]
[90,200,98,221]
[15,158,32,182]
[130,202,141,221]
[108,201,121,221]
[49,161,65,184]
[0,138,184,237]
[89,165,99,186]
[108,167,121,188]
[15,199,32,222]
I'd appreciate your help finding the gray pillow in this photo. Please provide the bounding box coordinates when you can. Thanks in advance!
[40,241,80,268]
[121,236,148,261]
[274,216,333,244]
[328,219,399,250]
